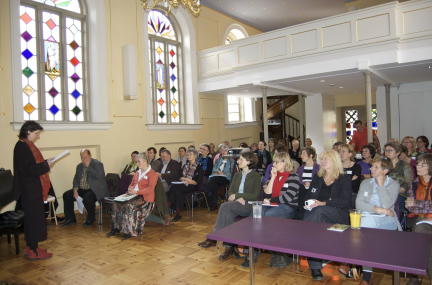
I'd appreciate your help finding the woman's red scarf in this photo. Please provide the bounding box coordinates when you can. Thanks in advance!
[272,171,290,198]
[23,139,51,201]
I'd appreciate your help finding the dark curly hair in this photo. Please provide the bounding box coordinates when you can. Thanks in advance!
[18,121,43,139]
[417,153,432,176]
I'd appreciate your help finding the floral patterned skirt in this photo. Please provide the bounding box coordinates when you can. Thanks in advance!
[111,196,154,236]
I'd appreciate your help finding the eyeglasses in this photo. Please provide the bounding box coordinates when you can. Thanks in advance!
[417,163,428,168]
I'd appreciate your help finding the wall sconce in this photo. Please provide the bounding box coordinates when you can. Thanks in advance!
[122,44,137,100]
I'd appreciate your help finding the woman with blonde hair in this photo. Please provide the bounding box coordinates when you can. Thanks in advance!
[302,150,352,281]
[402,136,417,158]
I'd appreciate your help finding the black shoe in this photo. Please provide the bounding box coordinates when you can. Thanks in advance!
[219,246,234,261]
[60,219,76,226]
[172,214,182,222]
[198,239,216,248]
[270,254,290,268]
[121,233,132,240]
[106,229,120,237]
[241,250,259,267]
[83,220,94,226]
[311,269,323,281]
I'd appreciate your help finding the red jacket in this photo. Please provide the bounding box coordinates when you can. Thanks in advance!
[129,169,158,202]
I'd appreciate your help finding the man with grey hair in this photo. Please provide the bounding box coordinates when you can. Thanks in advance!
[61,149,107,226]
[157,149,181,192]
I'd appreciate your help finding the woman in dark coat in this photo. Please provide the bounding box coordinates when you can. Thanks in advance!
[13,121,54,260]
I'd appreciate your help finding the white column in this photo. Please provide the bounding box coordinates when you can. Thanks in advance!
[364,72,373,142]
[299,95,306,147]
[305,94,324,154]
[262,87,269,144]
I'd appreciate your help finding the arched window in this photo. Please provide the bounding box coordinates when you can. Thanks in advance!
[19,0,87,121]
[224,25,248,45]
[148,10,182,124]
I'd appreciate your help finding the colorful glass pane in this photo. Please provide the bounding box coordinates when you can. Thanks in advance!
[20,6,38,120]
[168,44,179,123]
[30,0,81,13]
[148,10,176,41]
[344,109,359,143]
[66,17,84,121]
[154,41,167,123]
[371,108,378,131]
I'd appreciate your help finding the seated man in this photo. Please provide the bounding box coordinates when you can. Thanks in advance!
[118,150,139,194]
[157,149,181,192]
[61,149,107,226]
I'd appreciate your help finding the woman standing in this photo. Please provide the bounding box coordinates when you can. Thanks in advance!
[107,152,157,239]
[13,121,54,260]
[355,158,401,284]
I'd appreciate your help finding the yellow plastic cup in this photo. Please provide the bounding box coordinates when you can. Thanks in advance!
[349,210,361,229]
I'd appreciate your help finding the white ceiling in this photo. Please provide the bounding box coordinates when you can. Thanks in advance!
[220,61,432,97]
[201,0,350,32]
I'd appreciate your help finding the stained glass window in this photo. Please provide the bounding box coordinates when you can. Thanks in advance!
[344,109,359,143]
[371,108,378,131]
[19,0,86,122]
[148,10,182,124]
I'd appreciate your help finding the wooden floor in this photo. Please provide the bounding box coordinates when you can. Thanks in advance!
[0,209,428,285]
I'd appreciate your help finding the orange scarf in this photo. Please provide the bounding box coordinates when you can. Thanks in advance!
[416,176,432,218]
[23,139,51,201]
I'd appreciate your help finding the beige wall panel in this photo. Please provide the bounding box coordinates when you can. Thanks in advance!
[291,29,318,53]
[238,43,260,64]
[402,6,432,35]
[322,22,352,48]
[262,37,287,59]
[200,55,219,74]
[356,13,390,41]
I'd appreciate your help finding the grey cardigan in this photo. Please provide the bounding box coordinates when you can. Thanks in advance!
[356,176,401,230]
[73,158,107,200]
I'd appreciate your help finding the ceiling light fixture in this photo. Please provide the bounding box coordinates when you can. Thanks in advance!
[339,86,344,89]
[140,0,200,16]
[329,83,335,86]
[320,79,325,83]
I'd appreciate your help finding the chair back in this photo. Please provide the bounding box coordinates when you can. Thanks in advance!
[105,173,120,197]
[0,170,14,209]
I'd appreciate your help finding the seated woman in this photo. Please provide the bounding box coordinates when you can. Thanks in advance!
[107,152,157,239]
[297,146,319,189]
[355,157,401,285]
[197,151,261,261]
[261,151,303,268]
[302,150,352,281]
[168,149,203,222]
[405,153,432,285]
[339,143,362,197]
[400,145,417,178]
[206,145,235,210]
[357,144,376,179]
[118,151,139,194]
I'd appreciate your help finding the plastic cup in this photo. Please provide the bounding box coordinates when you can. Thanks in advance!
[349,209,361,229]
[252,204,262,219]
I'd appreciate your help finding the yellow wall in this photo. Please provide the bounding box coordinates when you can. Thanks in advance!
[0,1,261,212]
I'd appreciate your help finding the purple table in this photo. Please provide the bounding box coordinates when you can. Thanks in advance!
[208,217,432,285]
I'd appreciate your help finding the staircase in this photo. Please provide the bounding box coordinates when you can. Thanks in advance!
[266,96,298,119]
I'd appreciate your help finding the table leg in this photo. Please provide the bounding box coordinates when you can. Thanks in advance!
[249,246,255,285]
[393,271,400,285]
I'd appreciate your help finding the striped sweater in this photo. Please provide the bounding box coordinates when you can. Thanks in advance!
[264,173,302,207]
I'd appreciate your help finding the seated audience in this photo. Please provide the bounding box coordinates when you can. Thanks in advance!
[197,144,213,179]
[147,147,161,171]
[357,144,376,179]
[260,152,303,268]
[289,139,302,166]
[118,151,139,194]
[212,143,224,164]
[107,152,157,239]
[305,137,313,148]
[262,144,288,184]
[416,136,431,156]
[168,149,203,222]
[385,142,413,196]
[405,153,432,285]
[402,136,418,158]
[209,142,216,158]
[197,152,261,261]
[339,143,362,198]
[297,147,319,189]
[157,149,181,192]
[355,158,401,285]
[206,145,235,210]
[176,146,187,168]
[62,149,107,226]
[400,145,417,178]
[250,142,258,151]
[268,138,276,158]
[255,140,272,174]
[302,150,352,281]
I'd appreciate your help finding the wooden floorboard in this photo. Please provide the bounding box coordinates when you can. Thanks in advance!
[0,209,429,285]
